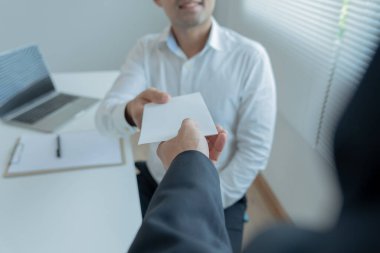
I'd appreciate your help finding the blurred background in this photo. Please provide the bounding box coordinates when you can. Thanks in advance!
[1,0,379,241]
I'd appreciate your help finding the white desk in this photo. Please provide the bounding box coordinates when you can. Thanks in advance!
[0,72,142,253]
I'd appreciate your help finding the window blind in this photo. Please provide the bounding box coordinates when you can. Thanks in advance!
[316,0,380,162]
[226,0,380,162]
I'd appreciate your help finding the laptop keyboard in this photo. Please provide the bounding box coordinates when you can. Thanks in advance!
[13,94,78,124]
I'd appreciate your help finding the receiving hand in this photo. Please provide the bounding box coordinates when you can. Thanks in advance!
[126,88,170,129]
[157,119,208,169]
[157,119,228,169]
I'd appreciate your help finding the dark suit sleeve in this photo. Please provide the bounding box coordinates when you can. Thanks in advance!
[128,150,232,253]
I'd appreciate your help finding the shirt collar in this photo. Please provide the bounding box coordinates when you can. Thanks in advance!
[158,17,225,54]
[207,17,224,51]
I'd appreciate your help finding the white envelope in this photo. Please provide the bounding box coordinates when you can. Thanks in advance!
[138,93,217,144]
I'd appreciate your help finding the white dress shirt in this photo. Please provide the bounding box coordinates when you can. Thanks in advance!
[96,19,276,208]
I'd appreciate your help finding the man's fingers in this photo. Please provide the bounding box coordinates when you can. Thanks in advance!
[182,118,197,128]
[213,131,227,153]
[206,126,221,144]
[216,125,223,133]
[140,88,170,104]
[157,119,207,169]
[130,88,170,128]
[208,127,227,162]
[178,118,199,135]
[206,125,226,148]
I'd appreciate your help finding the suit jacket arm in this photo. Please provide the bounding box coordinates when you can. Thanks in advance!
[128,151,232,253]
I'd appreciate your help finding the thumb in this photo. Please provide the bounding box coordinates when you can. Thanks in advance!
[178,118,199,136]
[141,88,170,104]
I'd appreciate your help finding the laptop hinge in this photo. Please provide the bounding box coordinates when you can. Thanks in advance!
[2,90,59,120]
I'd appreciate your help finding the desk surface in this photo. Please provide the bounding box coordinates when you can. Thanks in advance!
[0,71,142,253]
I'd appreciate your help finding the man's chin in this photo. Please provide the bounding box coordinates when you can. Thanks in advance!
[177,15,210,28]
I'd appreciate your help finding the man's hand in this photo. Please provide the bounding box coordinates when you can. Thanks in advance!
[207,125,227,163]
[157,119,228,169]
[157,119,208,169]
[126,88,170,129]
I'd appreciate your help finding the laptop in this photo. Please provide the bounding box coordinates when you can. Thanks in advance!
[0,45,98,132]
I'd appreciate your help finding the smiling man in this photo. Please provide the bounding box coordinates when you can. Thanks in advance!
[96,1,276,252]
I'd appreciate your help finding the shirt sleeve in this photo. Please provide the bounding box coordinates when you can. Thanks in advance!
[219,46,277,208]
[95,39,148,137]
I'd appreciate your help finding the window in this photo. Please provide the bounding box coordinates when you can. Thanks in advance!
[226,0,380,162]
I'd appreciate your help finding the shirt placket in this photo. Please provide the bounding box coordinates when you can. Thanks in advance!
[179,59,194,95]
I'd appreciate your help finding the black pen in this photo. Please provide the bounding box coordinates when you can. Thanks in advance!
[56,135,61,158]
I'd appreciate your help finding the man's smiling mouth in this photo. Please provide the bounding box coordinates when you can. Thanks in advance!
[179,0,203,9]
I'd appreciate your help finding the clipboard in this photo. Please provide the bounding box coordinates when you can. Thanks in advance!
[3,130,126,177]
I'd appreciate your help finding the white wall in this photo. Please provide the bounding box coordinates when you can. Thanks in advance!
[263,114,341,228]
[0,0,168,72]
[213,0,230,26]
[214,0,342,229]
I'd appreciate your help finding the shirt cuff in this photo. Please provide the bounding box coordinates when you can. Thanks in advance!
[112,102,137,136]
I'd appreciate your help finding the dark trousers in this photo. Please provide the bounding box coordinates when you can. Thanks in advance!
[136,161,247,253]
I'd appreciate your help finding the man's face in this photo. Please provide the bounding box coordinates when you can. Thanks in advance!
[154,0,215,29]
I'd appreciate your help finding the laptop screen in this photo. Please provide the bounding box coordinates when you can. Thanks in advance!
[0,45,54,116]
